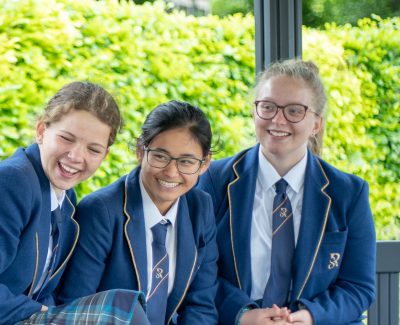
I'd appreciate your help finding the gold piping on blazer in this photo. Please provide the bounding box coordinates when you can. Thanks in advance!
[227,152,247,290]
[51,195,78,279]
[167,250,198,325]
[27,233,39,297]
[295,159,332,300]
[123,176,142,292]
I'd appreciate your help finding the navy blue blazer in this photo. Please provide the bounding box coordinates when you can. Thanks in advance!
[58,167,219,325]
[197,144,376,325]
[0,144,78,324]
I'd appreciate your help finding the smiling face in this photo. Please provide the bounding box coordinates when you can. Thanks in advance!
[254,75,322,173]
[36,109,111,195]
[137,127,210,215]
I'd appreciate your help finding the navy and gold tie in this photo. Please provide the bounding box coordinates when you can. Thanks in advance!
[262,179,295,307]
[147,220,170,325]
[48,206,61,277]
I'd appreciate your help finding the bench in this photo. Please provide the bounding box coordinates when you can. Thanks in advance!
[367,241,400,325]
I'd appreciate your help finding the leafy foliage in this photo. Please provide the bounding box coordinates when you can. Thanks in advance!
[0,0,398,238]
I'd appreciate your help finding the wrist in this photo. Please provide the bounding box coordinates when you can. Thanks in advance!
[236,306,253,325]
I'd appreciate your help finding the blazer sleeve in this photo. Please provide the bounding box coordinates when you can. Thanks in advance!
[177,195,219,325]
[198,168,256,325]
[299,180,376,324]
[0,170,42,323]
[57,194,114,303]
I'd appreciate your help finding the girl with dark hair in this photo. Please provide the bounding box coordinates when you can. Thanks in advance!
[0,81,149,324]
[59,100,218,324]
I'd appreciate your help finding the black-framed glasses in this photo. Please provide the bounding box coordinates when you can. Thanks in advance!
[144,147,205,175]
[254,100,319,123]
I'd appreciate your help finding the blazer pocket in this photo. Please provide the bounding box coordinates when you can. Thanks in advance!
[315,228,348,274]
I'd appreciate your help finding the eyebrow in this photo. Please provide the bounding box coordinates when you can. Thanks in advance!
[150,147,200,159]
[59,130,107,149]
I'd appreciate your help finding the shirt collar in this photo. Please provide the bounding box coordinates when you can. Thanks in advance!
[50,184,65,211]
[139,175,178,228]
[257,148,308,194]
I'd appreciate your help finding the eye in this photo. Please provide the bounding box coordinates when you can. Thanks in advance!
[153,152,169,162]
[88,147,102,155]
[179,158,197,166]
[287,105,305,116]
[260,102,276,111]
[59,135,73,142]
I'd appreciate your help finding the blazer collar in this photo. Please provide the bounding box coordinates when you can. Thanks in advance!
[291,150,332,302]
[227,144,260,294]
[123,168,148,293]
[166,195,197,323]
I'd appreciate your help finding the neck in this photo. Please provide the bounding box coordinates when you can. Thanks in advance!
[262,148,307,176]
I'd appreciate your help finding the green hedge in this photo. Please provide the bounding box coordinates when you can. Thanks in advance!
[0,0,398,239]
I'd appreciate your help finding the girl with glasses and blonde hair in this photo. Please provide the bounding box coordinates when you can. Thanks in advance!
[198,59,376,325]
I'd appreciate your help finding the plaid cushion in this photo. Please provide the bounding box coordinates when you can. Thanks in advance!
[20,289,147,325]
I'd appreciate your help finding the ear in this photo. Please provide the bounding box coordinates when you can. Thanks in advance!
[36,122,46,144]
[312,115,324,135]
[198,153,212,176]
[136,145,144,164]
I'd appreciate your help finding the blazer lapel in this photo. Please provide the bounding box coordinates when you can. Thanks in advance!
[123,169,148,293]
[166,196,197,323]
[291,152,332,302]
[25,144,52,294]
[51,193,79,279]
[227,145,259,295]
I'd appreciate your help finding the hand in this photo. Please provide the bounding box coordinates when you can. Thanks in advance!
[287,309,313,325]
[40,305,48,312]
[240,305,291,325]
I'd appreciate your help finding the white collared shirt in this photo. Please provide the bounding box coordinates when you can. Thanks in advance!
[33,184,65,294]
[250,148,307,300]
[139,177,178,298]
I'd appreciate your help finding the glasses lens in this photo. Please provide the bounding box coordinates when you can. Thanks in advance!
[177,157,201,174]
[147,150,201,174]
[147,150,170,168]
[257,101,277,119]
[284,105,307,122]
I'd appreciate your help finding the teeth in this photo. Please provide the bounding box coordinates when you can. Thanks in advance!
[158,179,179,188]
[59,162,79,174]
[269,130,289,137]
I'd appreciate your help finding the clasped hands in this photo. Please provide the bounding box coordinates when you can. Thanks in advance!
[240,304,313,325]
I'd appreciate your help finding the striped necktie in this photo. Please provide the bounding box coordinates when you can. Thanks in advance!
[147,220,170,325]
[262,178,295,307]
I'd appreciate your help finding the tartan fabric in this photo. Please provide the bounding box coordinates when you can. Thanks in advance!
[19,289,147,325]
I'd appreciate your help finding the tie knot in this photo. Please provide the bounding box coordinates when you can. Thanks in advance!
[151,220,170,246]
[275,178,288,194]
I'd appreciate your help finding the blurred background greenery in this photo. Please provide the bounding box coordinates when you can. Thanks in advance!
[0,0,398,239]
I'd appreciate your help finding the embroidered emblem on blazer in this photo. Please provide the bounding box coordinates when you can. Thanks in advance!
[328,253,341,269]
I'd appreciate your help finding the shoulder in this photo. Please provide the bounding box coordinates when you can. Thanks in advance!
[317,157,367,190]
[0,147,39,193]
[78,175,127,208]
[205,146,256,183]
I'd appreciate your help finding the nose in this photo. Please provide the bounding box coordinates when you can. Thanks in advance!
[271,107,287,124]
[67,144,85,162]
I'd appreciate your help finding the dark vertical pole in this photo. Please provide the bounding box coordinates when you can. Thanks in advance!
[254,0,303,74]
